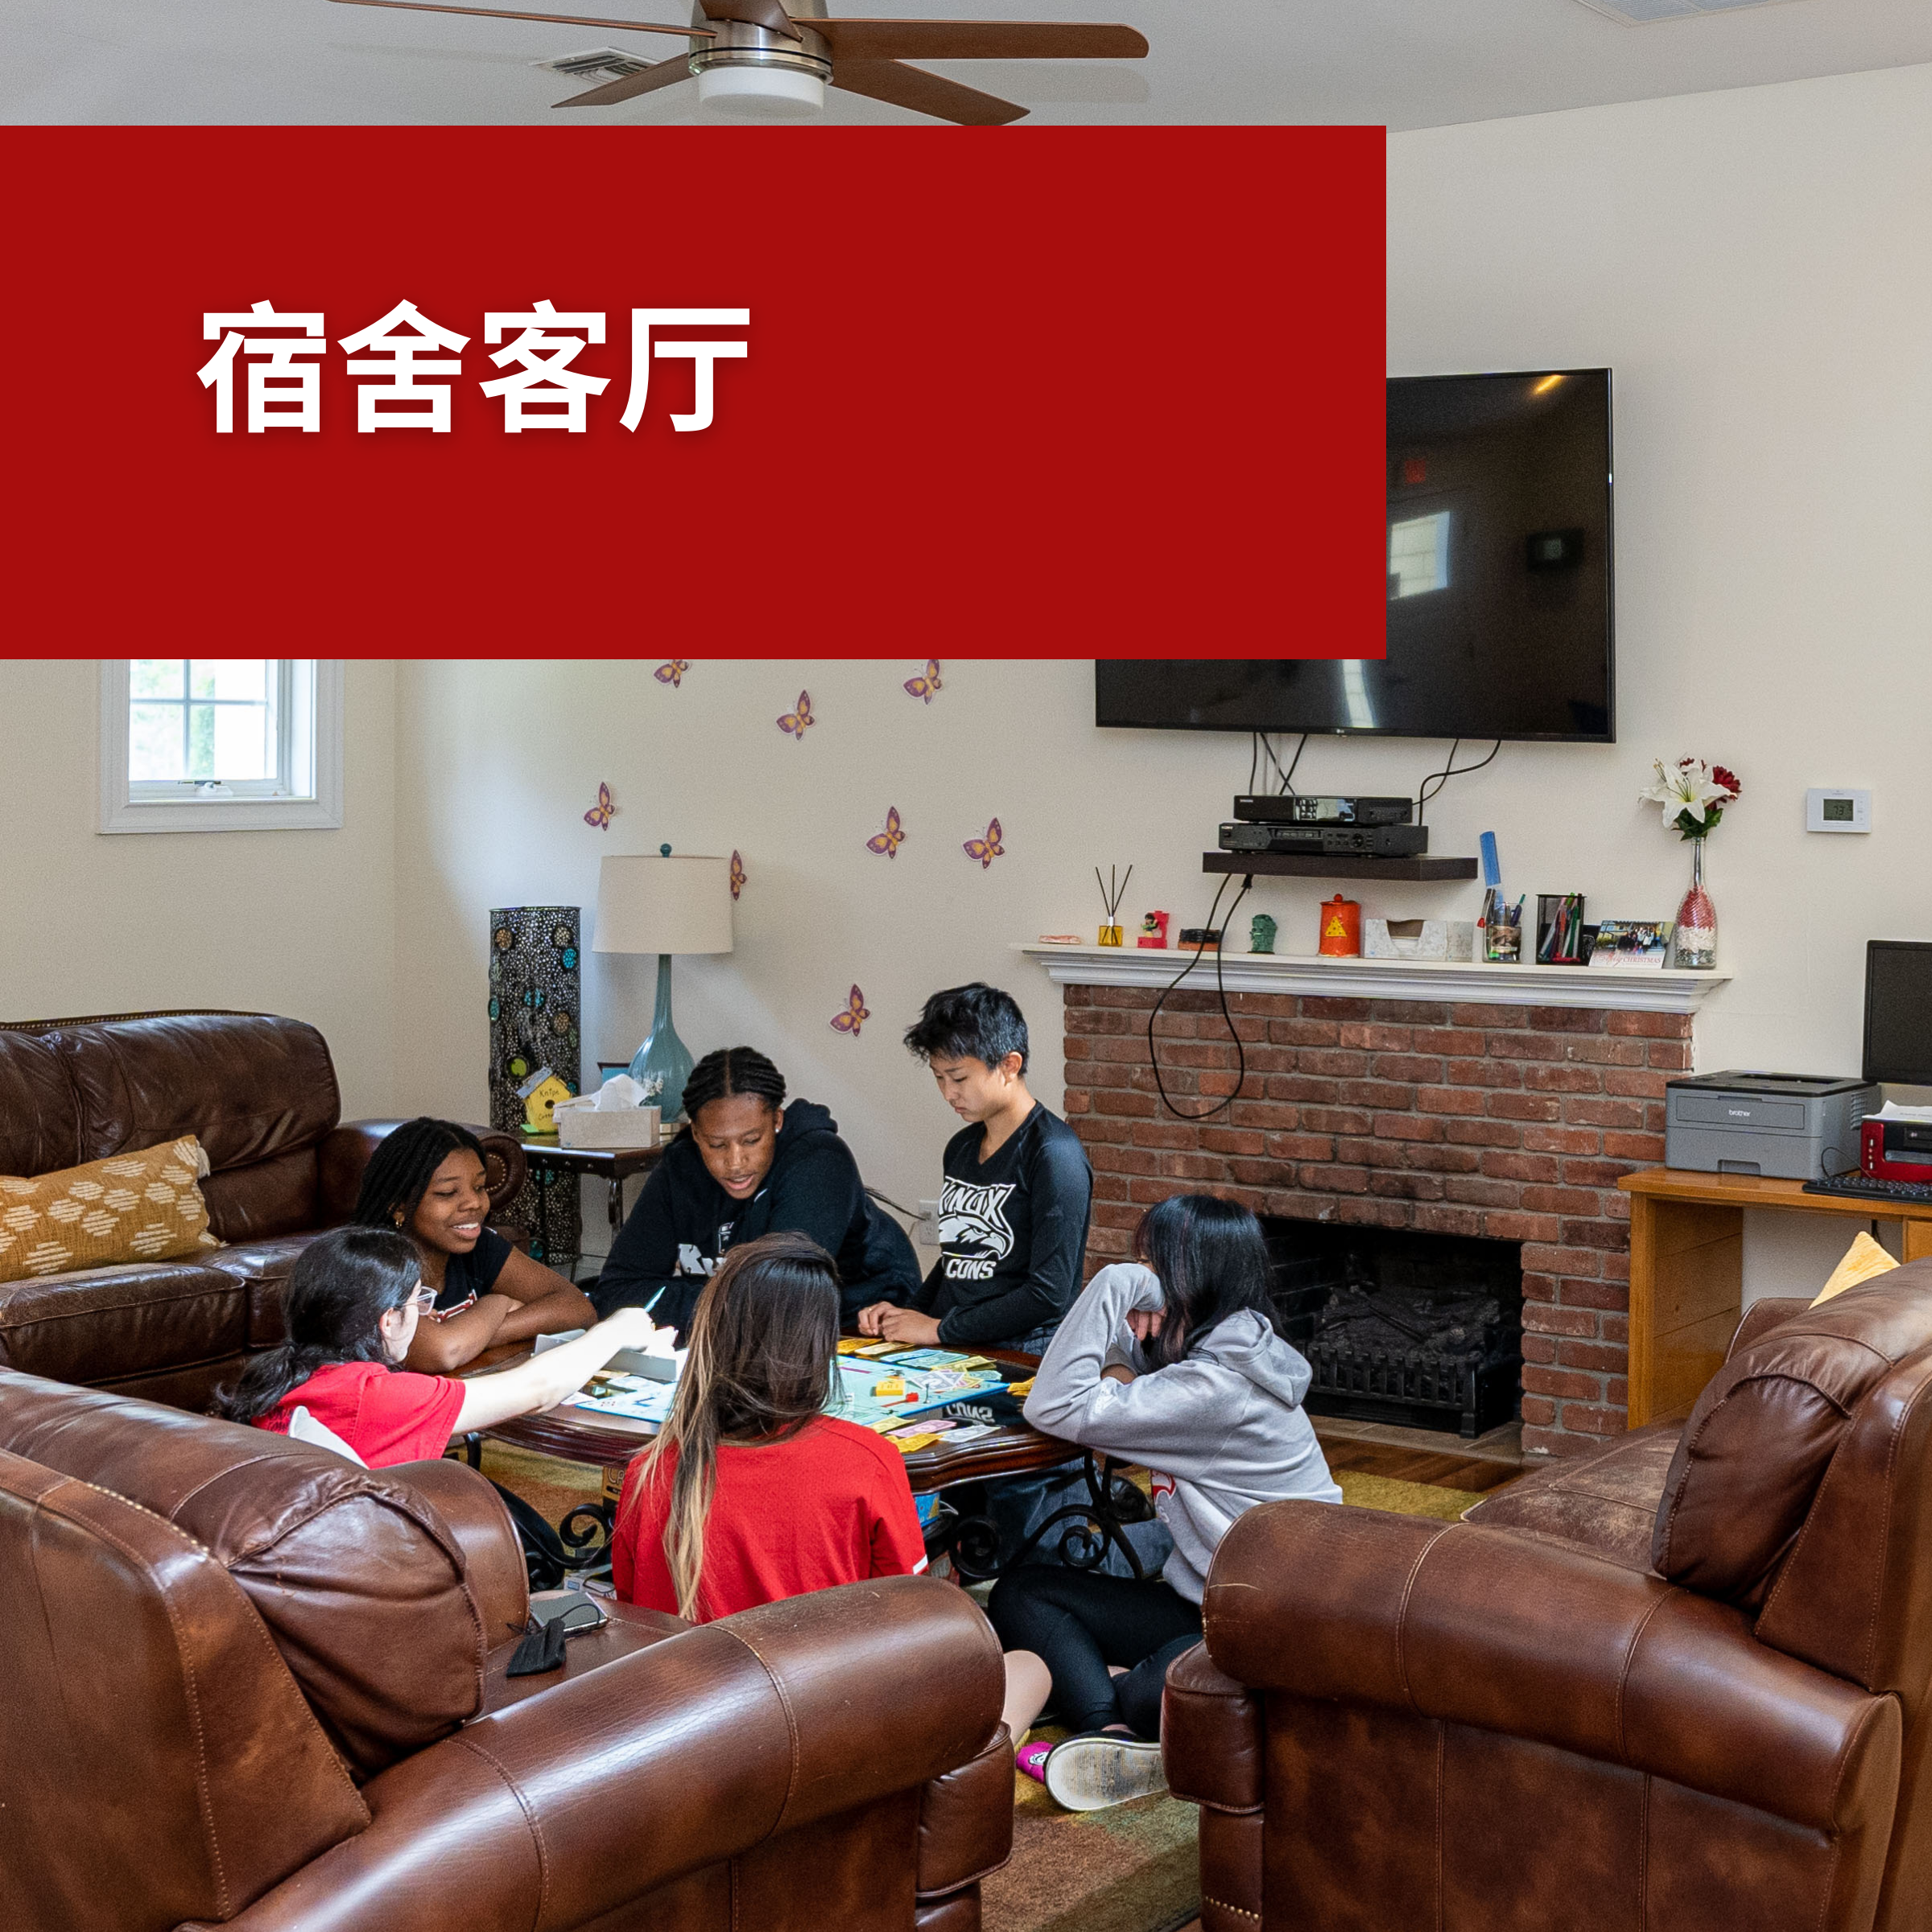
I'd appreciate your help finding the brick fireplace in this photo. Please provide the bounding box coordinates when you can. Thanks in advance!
[1058,978,1695,1458]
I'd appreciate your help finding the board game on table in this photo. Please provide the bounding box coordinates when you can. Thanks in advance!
[564,1340,1028,1459]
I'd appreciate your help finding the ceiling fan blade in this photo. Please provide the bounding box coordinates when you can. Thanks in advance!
[697,0,803,39]
[554,53,694,104]
[326,0,712,37]
[812,19,1145,60]
[831,58,1026,124]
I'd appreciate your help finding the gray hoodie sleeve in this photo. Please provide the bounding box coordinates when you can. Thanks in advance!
[1022,1262,1249,1480]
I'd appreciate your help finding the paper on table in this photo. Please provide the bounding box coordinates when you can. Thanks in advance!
[1876,1101,1932,1122]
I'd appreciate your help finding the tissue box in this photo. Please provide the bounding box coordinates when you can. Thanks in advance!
[1362,919,1476,962]
[555,1101,663,1150]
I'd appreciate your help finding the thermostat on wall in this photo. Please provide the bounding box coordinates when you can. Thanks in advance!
[1806,788,1871,833]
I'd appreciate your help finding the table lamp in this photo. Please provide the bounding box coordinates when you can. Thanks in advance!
[592,849,734,1124]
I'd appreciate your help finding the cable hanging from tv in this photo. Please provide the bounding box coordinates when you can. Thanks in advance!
[1414,738,1501,824]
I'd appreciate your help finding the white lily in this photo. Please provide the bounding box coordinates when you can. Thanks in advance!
[1639,758,1727,832]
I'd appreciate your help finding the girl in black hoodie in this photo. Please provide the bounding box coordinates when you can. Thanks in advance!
[591,1046,921,1335]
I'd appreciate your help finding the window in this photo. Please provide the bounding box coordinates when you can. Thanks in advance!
[99,659,344,833]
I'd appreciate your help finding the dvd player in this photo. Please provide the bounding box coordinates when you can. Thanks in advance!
[1232,795,1414,826]
[1219,823,1431,857]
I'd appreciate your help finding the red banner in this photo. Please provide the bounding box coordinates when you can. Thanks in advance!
[6,126,1384,652]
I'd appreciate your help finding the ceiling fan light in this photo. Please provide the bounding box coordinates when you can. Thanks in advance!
[696,64,824,117]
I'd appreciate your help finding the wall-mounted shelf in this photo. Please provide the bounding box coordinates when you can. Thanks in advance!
[1203,852,1480,882]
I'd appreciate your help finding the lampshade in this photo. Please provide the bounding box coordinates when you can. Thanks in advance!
[592,854,734,956]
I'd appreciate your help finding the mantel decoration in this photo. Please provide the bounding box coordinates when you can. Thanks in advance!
[1640,757,1740,971]
[1093,865,1131,946]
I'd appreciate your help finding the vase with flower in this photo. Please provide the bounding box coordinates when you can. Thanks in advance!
[1638,758,1740,970]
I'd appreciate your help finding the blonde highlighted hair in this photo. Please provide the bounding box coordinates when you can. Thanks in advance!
[628,1231,842,1621]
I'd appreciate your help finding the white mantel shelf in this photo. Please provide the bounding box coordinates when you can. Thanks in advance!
[1015,945,1732,1015]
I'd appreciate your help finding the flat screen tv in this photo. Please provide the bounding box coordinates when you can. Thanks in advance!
[1097,369,1614,742]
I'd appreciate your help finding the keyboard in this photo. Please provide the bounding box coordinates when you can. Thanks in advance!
[1802,1172,1932,1206]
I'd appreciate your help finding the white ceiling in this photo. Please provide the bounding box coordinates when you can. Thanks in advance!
[6,0,1930,127]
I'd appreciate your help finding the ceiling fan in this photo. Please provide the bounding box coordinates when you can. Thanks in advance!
[328,0,1148,123]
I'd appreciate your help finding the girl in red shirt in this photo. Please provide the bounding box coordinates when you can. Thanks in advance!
[613,1232,928,1621]
[213,1225,660,1465]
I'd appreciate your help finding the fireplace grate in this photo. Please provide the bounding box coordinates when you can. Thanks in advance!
[1265,1224,1522,1439]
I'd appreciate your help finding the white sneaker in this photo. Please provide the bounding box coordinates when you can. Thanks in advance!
[1042,1732,1169,1811]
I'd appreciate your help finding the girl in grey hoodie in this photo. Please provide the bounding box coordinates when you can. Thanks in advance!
[991,1194,1340,1810]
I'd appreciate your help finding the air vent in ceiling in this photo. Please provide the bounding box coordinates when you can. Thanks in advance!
[1575,0,1798,22]
[533,47,655,80]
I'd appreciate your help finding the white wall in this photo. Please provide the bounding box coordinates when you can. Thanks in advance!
[0,658,399,1119]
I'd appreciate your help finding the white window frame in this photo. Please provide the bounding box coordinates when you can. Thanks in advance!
[98,659,345,833]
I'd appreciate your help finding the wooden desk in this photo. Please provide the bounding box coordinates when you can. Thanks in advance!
[1620,1168,1932,1427]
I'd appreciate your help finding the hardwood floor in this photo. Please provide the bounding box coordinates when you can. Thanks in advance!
[1314,1416,1526,1493]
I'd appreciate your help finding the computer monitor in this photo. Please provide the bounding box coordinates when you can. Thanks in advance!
[1863,941,1932,1085]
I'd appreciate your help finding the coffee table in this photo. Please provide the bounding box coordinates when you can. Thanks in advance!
[462,1344,1154,1581]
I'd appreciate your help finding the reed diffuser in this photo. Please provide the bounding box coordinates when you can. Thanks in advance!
[1095,865,1132,946]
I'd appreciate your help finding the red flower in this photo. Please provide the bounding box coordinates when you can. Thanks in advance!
[1711,766,1741,800]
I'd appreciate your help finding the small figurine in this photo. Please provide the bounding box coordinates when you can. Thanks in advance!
[1137,910,1170,949]
[1249,913,1278,955]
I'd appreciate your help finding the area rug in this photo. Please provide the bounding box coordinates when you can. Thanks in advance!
[485,1444,1496,1932]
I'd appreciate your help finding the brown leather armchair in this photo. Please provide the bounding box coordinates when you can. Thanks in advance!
[1164,1272,1932,1932]
[0,1011,523,1410]
[0,1368,1012,1932]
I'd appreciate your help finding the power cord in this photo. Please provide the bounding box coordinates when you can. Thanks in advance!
[1414,738,1501,825]
[1148,871,1255,1123]
[1259,732,1307,796]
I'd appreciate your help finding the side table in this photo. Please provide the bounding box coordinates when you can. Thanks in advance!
[518,1137,667,1275]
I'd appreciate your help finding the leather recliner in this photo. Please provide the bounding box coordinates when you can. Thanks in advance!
[1163,1271,1932,1932]
[0,1010,524,1410]
[0,1368,1013,1932]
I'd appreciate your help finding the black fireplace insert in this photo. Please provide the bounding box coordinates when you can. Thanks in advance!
[1261,1218,1523,1438]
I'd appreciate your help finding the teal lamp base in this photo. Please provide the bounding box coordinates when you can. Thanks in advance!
[628,953,695,1122]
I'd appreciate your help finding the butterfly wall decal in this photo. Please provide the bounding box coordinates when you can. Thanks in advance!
[866,807,906,859]
[729,850,746,901]
[654,661,690,687]
[963,818,1005,869]
[904,658,943,704]
[583,782,616,832]
[829,985,870,1037]
[777,691,815,740]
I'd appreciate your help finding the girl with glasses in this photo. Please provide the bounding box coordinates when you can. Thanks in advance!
[214,1225,658,1468]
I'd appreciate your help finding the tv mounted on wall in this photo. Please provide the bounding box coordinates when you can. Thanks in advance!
[1097,369,1615,743]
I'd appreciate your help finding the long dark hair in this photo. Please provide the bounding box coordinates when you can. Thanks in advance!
[626,1231,840,1620]
[679,1047,786,1135]
[1132,1194,1279,1368]
[351,1118,487,1234]
[212,1227,423,1424]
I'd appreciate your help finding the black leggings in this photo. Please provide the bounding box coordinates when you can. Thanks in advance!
[987,1564,1202,1739]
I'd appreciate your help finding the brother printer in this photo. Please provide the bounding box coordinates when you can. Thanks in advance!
[1664,1072,1880,1181]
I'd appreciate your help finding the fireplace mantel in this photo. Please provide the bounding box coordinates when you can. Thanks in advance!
[1016,944,1731,1016]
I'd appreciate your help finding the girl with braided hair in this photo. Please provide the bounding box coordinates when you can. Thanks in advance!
[351,1117,596,1374]
[592,1046,921,1338]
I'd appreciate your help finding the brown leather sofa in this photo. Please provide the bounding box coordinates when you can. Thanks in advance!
[0,1011,523,1411]
[1165,1274,1932,1932]
[0,1368,1013,1932]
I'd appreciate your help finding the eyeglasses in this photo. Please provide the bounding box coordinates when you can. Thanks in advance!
[403,1287,438,1312]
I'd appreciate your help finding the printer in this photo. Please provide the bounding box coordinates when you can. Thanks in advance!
[1664,1072,1880,1181]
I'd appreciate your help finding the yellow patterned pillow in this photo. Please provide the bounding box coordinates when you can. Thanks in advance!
[0,1137,223,1285]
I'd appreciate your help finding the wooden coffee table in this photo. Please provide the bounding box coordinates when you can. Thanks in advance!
[462,1344,1150,1581]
